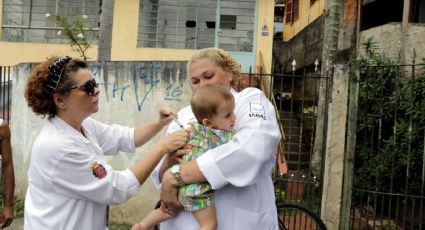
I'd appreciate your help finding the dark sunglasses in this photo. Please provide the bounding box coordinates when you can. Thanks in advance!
[69,79,98,96]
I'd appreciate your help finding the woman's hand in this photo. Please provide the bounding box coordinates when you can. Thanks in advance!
[158,107,177,127]
[170,144,192,164]
[160,170,182,215]
[158,145,192,182]
[156,130,189,154]
[0,206,13,229]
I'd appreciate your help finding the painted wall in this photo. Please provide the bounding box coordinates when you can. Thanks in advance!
[1,0,275,73]
[11,61,192,224]
[283,0,325,41]
[359,22,425,64]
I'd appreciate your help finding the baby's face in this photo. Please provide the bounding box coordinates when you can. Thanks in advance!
[209,98,236,132]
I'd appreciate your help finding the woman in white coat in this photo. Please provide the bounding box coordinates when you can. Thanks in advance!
[23,56,188,230]
[151,48,281,229]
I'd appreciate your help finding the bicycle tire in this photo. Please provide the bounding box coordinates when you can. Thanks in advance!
[276,203,327,230]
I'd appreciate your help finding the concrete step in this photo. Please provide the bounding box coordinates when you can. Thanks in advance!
[286,160,311,171]
[284,150,311,171]
[284,142,307,152]
[283,134,301,143]
[285,151,311,162]
[281,126,301,135]
[279,118,299,127]
[279,111,298,120]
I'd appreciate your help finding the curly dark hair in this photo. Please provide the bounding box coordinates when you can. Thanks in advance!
[24,56,87,118]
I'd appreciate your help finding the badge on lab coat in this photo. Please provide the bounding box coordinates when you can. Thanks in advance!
[91,161,107,179]
[249,102,266,120]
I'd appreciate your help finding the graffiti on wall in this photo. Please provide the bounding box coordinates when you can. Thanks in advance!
[88,62,186,111]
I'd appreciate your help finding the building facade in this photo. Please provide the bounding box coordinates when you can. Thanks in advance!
[1,0,276,73]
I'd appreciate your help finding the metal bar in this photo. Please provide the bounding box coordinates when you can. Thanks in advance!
[411,198,415,230]
[403,59,416,230]
[279,68,284,110]
[2,25,99,31]
[2,67,6,121]
[7,67,10,124]
[421,130,425,230]
[29,0,33,27]
[0,66,2,120]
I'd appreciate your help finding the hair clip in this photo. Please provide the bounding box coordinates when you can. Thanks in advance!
[45,56,71,93]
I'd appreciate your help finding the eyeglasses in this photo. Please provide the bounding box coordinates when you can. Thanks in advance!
[69,79,98,96]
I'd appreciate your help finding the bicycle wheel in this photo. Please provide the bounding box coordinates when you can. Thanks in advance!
[276,203,327,230]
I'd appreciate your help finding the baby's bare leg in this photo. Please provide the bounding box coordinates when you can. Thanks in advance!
[192,205,217,230]
[131,208,174,230]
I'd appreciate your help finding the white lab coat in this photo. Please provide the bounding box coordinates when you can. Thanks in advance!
[24,117,140,230]
[151,87,281,230]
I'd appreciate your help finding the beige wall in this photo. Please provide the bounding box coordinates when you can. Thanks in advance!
[0,42,98,66]
[283,0,325,41]
[111,0,194,62]
[1,0,274,73]
[256,0,275,73]
[359,22,425,64]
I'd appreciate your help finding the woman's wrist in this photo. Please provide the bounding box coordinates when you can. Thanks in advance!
[163,170,179,187]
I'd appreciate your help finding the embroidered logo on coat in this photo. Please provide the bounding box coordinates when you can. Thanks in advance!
[91,162,107,179]
[248,102,266,120]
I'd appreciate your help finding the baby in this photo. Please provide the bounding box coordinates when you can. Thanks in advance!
[132,84,236,230]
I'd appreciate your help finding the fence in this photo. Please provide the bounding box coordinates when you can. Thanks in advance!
[350,62,425,230]
[0,66,12,123]
[240,66,330,219]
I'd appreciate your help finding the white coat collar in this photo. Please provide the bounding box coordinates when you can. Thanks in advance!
[49,116,91,144]
[230,88,239,100]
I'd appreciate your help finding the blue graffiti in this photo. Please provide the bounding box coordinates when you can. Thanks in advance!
[84,63,185,110]
[90,64,101,76]
[112,83,130,101]
[135,66,160,111]
[164,84,183,102]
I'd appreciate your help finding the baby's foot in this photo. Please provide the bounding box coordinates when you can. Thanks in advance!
[131,223,151,230]
[130,223,141,230]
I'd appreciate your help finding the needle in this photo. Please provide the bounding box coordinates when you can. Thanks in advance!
[173,117,184,129]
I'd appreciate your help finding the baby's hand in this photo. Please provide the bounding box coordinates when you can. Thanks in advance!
[158,107,177,127]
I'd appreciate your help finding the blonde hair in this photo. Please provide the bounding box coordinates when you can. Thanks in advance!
[191,84,234,124]
[188,48,241,86]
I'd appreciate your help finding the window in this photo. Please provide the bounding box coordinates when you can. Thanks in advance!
[285,0,293,23]
[219,0,255,52]
[137,0,255,52]
[2,0,99,43]
[220,15,236,30]
[285,0,299,24]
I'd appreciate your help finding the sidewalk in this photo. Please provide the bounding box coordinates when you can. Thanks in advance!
[6,217,23,230]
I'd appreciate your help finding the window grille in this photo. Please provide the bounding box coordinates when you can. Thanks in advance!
[137,0,255,52]
[2,0,99,44]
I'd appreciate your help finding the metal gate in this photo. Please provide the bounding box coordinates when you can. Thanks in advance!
[239,66,330,217]
[0,66,11,123]
[350,62,425,230]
